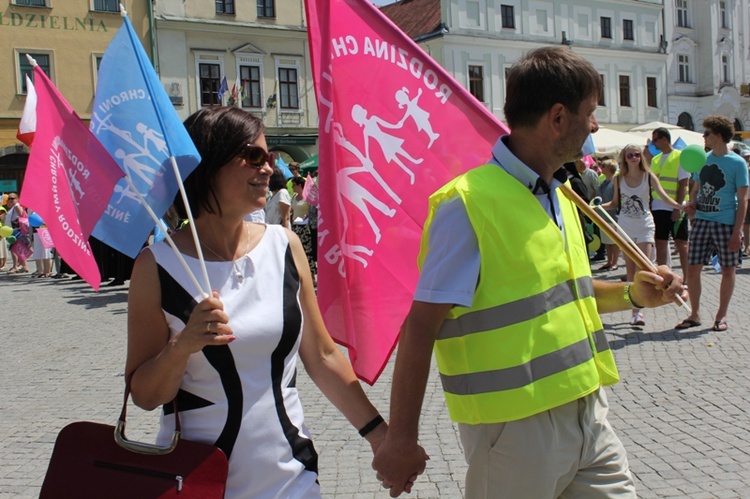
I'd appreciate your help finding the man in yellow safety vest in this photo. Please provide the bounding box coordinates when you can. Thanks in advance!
[372,47,689,498]
[650,127,690,279]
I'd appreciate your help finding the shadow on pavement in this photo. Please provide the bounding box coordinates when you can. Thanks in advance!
[39,278,129,310]
[605,322,711,351]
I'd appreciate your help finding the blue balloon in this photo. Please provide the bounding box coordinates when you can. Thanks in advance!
[28,213,44,228]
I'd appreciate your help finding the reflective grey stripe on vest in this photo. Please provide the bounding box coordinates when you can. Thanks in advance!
[438,277,595,340]
[592,329,609,353]
[440,337,594,395]
[658,175,678,184]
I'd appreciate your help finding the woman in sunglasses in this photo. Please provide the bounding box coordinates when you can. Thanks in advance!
[601,144,682,326]
[125,107,397,498]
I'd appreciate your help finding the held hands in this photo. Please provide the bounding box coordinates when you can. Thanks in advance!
[372,436,429,497]
[630,265,689,309]
[683,202,697,217]
[174,290,235,355]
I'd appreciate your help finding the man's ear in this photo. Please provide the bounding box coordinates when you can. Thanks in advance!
[548,103,567,138]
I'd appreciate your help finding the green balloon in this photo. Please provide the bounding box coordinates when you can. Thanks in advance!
[588,234,601,252]
[6,235,16,245]
[680,144,707,173]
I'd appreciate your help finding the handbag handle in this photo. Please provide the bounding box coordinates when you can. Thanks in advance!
[114,382,181,455]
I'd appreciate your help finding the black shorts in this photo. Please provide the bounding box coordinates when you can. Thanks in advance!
[653,210,689,241]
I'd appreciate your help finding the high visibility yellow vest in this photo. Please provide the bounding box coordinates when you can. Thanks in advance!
[651,150,683,201]
[419,165,620,425]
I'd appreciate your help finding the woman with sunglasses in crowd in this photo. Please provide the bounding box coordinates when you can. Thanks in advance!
[601,144,683,326]
[125,107,402,498]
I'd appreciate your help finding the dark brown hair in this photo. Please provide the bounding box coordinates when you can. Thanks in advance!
[177,107,265,218]
[702,115,734,143]
[269,168,287,192]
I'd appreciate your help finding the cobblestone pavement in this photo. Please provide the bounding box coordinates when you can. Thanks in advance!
[1,262,749,498]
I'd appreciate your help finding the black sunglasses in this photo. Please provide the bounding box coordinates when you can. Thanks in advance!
[242,145,275,169]
[703,131,713,137]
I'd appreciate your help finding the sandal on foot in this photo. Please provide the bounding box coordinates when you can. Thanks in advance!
[675,319,701,330]
[712,320,728,332]
[598,264,612,271]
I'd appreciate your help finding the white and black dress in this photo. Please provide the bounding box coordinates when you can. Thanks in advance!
[149,224,320,498]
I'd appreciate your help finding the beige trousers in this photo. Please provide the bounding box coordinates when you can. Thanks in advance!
[458,388,636,498]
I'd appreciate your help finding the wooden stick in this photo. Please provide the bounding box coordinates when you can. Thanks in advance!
[559,183,652,269]
[560,183,691,314]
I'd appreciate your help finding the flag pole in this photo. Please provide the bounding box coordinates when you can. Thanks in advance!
[123,176,208,299]
[560,183,691,313]
[169,155,212,294]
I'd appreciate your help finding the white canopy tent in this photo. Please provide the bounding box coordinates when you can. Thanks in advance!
[628,121,705,147]
[589,127,647,154]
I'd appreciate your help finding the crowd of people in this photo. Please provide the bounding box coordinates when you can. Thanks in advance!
[569,119,749,331]
[0,196,133,286]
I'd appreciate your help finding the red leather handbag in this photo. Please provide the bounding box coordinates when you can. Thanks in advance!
[40,386,228,498]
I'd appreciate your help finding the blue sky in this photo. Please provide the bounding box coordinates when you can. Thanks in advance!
[371,0,397,5]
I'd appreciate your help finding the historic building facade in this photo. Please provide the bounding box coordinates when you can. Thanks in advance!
[4,0,748,194]
[664,0,750,132]
[0,0,151,191]
[153,0,318,162]
[382,0,750,135]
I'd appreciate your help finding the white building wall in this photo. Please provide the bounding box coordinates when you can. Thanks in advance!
[152,0,318,159]
[664,0,750,133]
[435,0,668,128]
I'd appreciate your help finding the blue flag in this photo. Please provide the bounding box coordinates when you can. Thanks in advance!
[90,16,201,257]
[274,154,294,180]
[582,134,596,156]
[672,137,687,150]
[218,76,228,101]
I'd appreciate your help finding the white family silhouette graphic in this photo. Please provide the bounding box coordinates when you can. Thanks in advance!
[318,80,440,277]
[92,112,168,202]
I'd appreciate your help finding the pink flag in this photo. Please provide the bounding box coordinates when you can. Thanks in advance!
[305,0,508,383]
[16,75,36,147]
[302,174,319,206]
[19,66,124,290]
[36,227,55,249]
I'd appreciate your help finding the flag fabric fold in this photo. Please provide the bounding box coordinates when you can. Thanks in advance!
[16,75,37,147]
[305,0,507,383]
[19,66,124,290]
[90,16,201,258]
